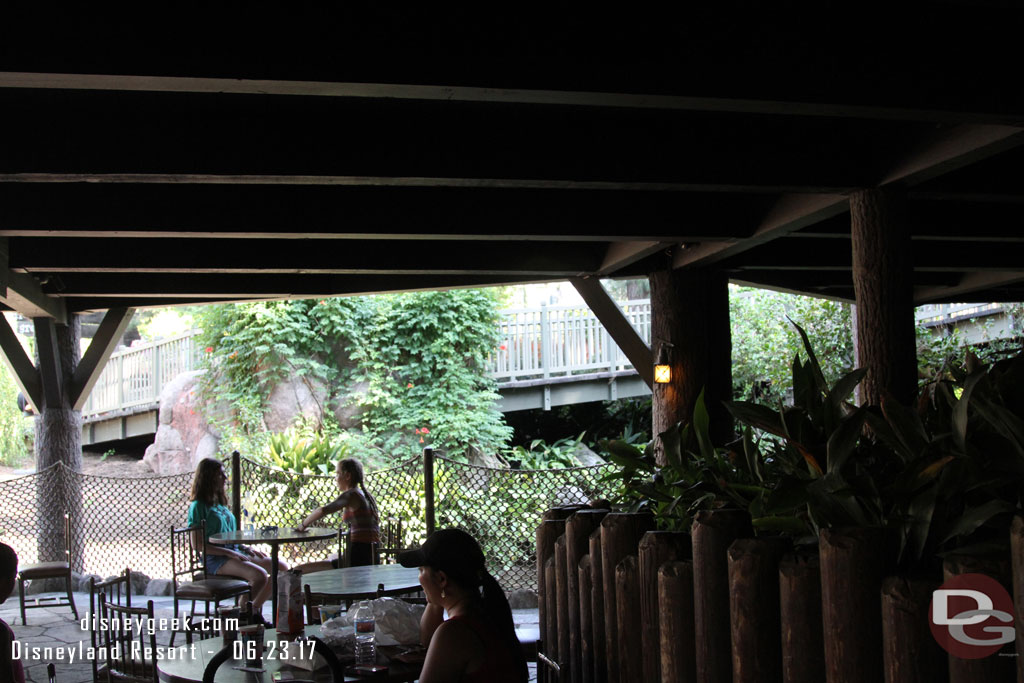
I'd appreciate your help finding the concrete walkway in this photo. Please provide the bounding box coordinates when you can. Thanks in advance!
[2,592,539,682]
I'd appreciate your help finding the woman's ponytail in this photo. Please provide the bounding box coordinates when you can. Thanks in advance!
[480,571,528,683]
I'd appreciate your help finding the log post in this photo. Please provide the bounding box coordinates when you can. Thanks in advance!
[579,555,594,683]
[659,560,696,683]
[649,268,733,459]
[693,508,752,683]
[779,553,825,683]
[538,514,572,668]
[943,555,1014,683]
[600,512,655,683]
[881,576,947,683]
[589,528,607,683]
[1011,516,1024,683]
[849,188,917,405]
[566,510,607,683]
[819,527,884,683]
[615,556,642,683]
[555,534,570,670]
[729,537,789,683]
[639,531,691,683]
[545,556,557,671]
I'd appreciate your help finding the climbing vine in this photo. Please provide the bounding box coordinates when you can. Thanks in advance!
[194,290,512,463]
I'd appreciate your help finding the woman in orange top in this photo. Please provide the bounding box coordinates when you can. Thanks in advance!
[399,528,528,683]
[296,458,380,571]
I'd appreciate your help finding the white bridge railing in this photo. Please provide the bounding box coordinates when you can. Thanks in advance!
[81,300,653,418]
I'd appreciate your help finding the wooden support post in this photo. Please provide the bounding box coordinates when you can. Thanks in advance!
[819,527,884,683]
[565,510,607,683]
[850,188,917,405]
[615,556,642,683]
[638,531,691,683]
[600,513,655,683]
[943,555,1014,683]
[545,556,557,671]
[579,555,594,683]
[1011,516,1024,683]
[659,560,696,683]
[589,528,607,683]
[555,534,570,671]
[881,576,947,683]
[538,515,570,667]
[692,509,751,683]
[649,268,732,462]
[231,451,241,524]
[728,537,789,683]
[779,553,825,683]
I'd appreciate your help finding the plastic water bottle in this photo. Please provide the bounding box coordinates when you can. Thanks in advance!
[353,600,376,664]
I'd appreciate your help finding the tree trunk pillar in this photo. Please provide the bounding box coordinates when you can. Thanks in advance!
[649,268,732,462]
[849,188,917,405]
[33,314,83,569]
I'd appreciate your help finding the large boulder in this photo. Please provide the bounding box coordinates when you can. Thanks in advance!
[143,370,221,475]
[333,380,370,430]
[572,442,606,467]
[263,376,329,432]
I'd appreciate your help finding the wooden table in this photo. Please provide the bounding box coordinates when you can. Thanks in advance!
[157,625,425,682]
[210,526,337,617]
[303,564,422,602]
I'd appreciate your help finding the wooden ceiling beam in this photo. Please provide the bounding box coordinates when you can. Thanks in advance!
[10,238,605,275]
[915,272,1024,305]
[4,71,1019,125]
[0,184,769,242]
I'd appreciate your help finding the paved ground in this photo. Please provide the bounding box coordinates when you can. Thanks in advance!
[2,592,539,682]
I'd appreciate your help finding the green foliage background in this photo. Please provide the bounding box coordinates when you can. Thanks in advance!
[194,290,512,464]
[0,365,32,466]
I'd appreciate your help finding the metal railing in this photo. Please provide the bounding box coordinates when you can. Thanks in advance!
[81,301,653,418]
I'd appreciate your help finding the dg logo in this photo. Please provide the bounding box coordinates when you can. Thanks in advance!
[930,573,1015,659]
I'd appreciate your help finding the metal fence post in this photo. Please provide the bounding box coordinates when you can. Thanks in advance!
[424,447,435,537]
[231,451,241,524]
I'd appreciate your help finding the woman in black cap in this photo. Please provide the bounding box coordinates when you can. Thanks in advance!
[398,528,528,683]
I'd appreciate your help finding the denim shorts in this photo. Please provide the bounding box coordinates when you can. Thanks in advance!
[207,546,237,575]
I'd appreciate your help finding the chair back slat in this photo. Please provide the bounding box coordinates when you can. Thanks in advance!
[171,521,207,582]
[99,596,158,683]
[90,568,133,680]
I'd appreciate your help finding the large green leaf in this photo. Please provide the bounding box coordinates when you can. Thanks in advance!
[880,394,929,460]
[952,368,986,452]
[790,319,829,394]
[826,408,866,473]
[826,367,867,413]
[941,499,1016,543]
[725,401,786,437]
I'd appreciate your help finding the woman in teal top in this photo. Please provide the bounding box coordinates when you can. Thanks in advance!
[187,458,286,623]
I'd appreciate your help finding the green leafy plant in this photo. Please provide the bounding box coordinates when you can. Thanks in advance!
[502,433,584,469]
[266,428,349,475]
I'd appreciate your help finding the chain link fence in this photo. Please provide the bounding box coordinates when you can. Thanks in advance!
[0,453,614,591]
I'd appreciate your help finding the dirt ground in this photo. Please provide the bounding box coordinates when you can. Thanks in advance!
[0,449,155,479]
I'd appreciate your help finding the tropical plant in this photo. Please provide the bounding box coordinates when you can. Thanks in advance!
[502,433,584,469]
[604,321,1024,574]
[265,428,349,475]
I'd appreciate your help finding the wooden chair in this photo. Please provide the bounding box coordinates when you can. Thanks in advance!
[17,512,78,625]
[378,517,404,564]
[170,522,249,646]
[98,596,158,683]
[89,568,132,683]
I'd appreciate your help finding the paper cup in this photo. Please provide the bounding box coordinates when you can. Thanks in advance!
[318,605,343,623]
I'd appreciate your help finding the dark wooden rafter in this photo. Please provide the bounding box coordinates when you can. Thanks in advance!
[34,317,63,409]
[0,313,41,410]
[0,237,66,321]
[69,307,133,410]
[569,276,654,388]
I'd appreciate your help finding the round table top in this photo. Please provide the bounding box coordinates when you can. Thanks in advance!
[157,625,424,682]
[209,526,337,545]
[303,564,422,601]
